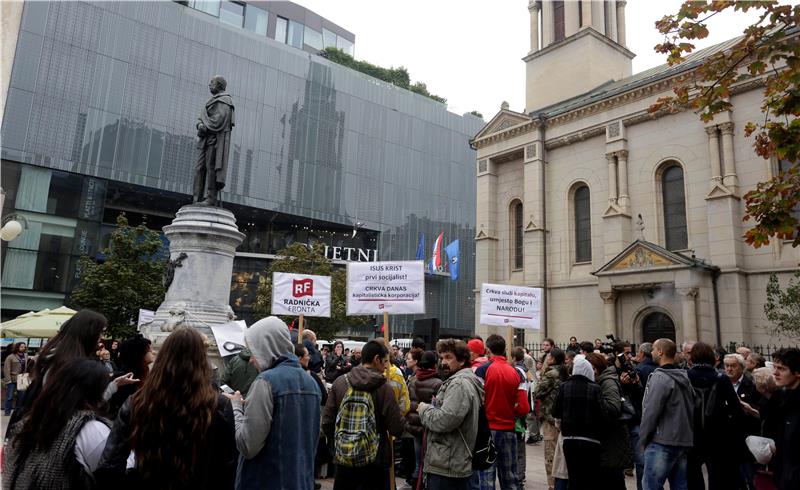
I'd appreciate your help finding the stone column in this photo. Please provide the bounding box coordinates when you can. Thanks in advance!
[600,291,618,338]
[607,0,618,43]
[528,1,540,52]
[720,122,739,192]
[542,0,554,47]
[678,288,699,342]
[581,0,593,28]
[706,126,722,183]
[616,1,627,46]
[564,0,580,37]
[607,153,618,203]
[616,150,629,210]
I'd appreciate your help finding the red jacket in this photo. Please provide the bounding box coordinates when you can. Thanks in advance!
[475,356,530,431]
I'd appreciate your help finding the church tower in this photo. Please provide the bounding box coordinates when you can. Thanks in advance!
[525,0,634,112]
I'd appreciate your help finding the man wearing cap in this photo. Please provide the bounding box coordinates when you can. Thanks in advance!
[225,316,322,489]
[468,338,488,373]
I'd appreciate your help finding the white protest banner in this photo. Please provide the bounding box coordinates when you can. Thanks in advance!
[271,273,331,317]
[479,283,542,330]
[347,261,425,315]
[210,320,247,357]
[137,309,155,330]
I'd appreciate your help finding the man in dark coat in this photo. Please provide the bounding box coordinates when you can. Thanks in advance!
[763,348,800,490]
[194,75,234,206]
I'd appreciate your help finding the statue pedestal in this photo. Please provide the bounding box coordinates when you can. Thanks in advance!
[142,204,245,368]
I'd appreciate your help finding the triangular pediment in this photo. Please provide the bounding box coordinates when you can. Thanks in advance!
[473,109,531,140]
[594,240,698,275]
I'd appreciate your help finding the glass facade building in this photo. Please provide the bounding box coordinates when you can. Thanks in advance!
[1,1,482,336]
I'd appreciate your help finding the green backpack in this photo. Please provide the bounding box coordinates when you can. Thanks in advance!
[334,374,379,467]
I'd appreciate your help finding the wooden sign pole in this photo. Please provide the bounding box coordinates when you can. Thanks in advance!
[507,326,515,357]
[297,314,304,344]
[383,309,395,490]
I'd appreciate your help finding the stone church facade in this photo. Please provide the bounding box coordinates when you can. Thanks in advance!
[472,0,798,346]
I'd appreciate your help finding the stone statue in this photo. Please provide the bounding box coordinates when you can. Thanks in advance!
[636,213,645,239]
[194,76,235,206]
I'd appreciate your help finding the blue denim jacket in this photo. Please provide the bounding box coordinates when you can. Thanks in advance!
[236,355,321,489]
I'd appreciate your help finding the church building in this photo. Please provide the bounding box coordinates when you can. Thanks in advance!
[472,0,798,346]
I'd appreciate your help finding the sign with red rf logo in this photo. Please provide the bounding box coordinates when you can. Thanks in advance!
[293,278,313,297]
[272,273,331,317]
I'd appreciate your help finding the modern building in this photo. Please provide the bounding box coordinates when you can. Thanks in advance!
[0,0,482,337]
[473,0,798,346]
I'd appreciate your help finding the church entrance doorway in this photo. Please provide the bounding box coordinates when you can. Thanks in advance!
[641,311,676,343]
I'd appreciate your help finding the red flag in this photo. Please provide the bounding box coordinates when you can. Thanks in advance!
[288,319,296,330]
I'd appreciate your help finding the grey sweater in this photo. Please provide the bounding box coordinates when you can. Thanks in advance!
[640,364,694,448]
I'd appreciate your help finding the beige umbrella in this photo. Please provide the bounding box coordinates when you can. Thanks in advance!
[1,306,76,338]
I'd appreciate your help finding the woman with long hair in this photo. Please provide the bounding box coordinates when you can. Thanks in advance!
[3,359,113,489]
[6,310,138,432]
[96,327,235,489]
[107,336,153,418]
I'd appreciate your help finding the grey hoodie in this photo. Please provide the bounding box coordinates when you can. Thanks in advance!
[640,364,695,448]
[420,367,484,479]
[231,316,293,459]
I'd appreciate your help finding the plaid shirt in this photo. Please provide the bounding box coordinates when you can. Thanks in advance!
[551,375,604,440]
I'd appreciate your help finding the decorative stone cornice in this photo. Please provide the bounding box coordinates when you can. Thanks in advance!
[613,149,628,159]
[719,122,735,135]
[545,126,605,150]
[472,120,540,150]
[677,287,699,298]
[600,291,618,303]
[544,72,766,133]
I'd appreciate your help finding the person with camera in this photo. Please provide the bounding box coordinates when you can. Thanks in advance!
[583,352,632,490]
[614,341,646,490]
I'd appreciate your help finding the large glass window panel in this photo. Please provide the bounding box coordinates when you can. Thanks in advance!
[47,170,83,217]
[287,20,304,49]
[336,37,354,55]
[244,5,267,36]
[219,1,244,27]
[304,26,323,50]
[662,165,688,250]
[275,16,288,43]
[191,0,220,17]
[322,28,337,48]
[574,185,592,262]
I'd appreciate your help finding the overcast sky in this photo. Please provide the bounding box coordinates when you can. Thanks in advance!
[296,0,770,119]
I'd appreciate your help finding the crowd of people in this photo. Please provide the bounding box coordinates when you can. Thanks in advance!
[1,310,798,490]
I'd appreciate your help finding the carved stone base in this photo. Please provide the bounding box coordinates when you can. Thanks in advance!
[142,204,245,367]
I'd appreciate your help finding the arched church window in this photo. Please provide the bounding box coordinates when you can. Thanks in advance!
[662,164,688,250]
[553,1,565,42]
[512,200,523,269]
[574,185,591,262]
[778,159,800,229]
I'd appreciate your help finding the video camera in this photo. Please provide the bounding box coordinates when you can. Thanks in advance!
[598,334,617,355]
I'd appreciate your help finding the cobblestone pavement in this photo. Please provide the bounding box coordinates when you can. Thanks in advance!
[317,440,639,490]
[2,413,639,490]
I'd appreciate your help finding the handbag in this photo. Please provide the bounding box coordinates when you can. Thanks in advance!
[16,373,31,391]
[619,395,636,422]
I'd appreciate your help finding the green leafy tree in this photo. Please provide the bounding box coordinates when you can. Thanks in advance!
[650,1,800,247]
[321,47,447,105]
[69,214,166,339]
[253,242,371,341]
[764,271,800,339]
[466,110,484,119]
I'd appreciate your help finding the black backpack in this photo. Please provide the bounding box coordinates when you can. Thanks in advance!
[471,402,497,470]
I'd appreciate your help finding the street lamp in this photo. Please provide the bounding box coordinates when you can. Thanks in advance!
[1,213,28,242]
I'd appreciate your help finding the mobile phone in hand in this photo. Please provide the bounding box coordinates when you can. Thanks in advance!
[220,384,235,394]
